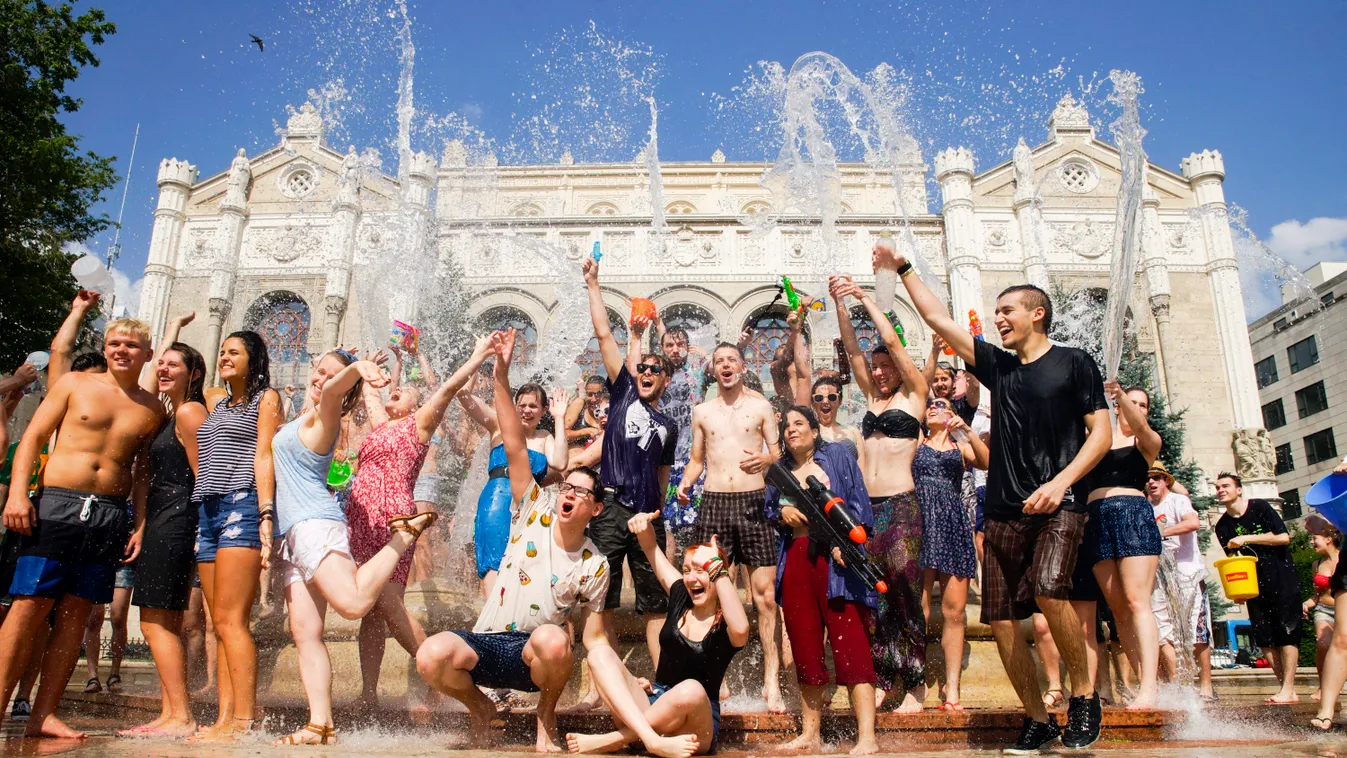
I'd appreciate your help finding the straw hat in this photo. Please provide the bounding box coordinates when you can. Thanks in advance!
[1147,460,1175,487]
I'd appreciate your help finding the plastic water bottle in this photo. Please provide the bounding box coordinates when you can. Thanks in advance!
[70,255,113,294]
[23,351,49,395]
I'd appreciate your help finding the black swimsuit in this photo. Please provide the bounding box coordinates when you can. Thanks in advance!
[862,408,921,440]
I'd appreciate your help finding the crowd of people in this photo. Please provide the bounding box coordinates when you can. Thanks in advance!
[2,247,1347,755]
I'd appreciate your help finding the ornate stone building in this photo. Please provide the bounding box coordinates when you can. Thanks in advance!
[136,95,1274,495]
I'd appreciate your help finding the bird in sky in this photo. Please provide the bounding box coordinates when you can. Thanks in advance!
[250,34,264,52]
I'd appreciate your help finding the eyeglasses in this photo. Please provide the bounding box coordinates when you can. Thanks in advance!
[559,482,595,499]
[635,364,665,375]
[813,393,839,403]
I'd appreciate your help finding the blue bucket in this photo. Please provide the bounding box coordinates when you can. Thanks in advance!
[1308,473,1347,533]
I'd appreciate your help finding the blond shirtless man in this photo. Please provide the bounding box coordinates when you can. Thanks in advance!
[676,343,783,711]
[0,319,163,739]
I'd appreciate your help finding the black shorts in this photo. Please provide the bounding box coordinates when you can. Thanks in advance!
[133,489,198,612]
[696,489,775,568]
[981,509,1087,623]
[1247,595,1303,649]
[453,630,539,692]
[9,487,129,604]
[588,494,669,614]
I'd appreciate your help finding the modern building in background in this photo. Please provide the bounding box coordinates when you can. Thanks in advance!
[1249,261,1347,517]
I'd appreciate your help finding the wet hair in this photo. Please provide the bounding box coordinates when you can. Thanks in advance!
[871,344,891,359]
[568,465,605,501]
[769,395,792,419]
[319,349,362,415]
[1216,471,1242,488]
[712,342,744,361]
[103,317,152,348]
[997,284,1054,333]
[223,330,271,400]
[780,404,824,454]
[1124,386,1150,404]
[933,361,956,379]
[514,382,553,433]
[811,375,842,394]
[662,327,689,347]
[70,352,107,373]
[164,342,208,407]
[584,375,606,390]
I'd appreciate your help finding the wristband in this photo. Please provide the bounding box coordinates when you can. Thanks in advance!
[701,556,724,573]
[708,565,728,584]
[896,261,914,277]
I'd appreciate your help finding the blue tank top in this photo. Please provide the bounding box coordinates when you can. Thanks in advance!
[487,443,550,483]
[273,418,344,536]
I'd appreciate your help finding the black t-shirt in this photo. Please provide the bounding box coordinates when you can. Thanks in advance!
[601,367,677,513]
[1215,498,1299,600]
[655,581,742,696]
[968,340,1108,521]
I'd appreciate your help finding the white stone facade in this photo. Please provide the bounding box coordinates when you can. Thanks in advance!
[137,95,1271,485]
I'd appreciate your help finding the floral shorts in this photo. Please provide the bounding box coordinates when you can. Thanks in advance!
[195,489,262,562]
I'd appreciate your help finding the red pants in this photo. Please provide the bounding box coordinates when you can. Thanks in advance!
[780,536,876,687]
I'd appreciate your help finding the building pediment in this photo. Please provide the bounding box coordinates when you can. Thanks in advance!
[971,137,1192,211]
[185,142,400,215]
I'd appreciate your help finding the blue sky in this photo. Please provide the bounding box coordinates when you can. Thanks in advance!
[64,0,1347,318]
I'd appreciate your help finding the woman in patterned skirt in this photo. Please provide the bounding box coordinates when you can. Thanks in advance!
[915,398,988,711]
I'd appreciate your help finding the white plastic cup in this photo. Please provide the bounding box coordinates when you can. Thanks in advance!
[22,351,49,394]
[70,255,113,294]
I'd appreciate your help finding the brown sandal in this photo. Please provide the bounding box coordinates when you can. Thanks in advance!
[388,511,439,539]
[274,722,338,745]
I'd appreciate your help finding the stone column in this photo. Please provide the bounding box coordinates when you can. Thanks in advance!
[322,147,363,349]
[935,147,984,326]
[205,149,251,384]
[1140,178,1177,403]
[137,158,198,344]
[386,150,437,324]
[1182,149,1277,499]
[1010,138,1050,289]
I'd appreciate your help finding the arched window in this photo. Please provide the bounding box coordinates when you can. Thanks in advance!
[243,291,311,408]
[474,306,539,366]
[578,309,628,380]
[587,202,620,216]
[665,200,696,216]
[511,202,544,217]
[848,305,908,355]
[741,305,809,396]
[648,302,718,353]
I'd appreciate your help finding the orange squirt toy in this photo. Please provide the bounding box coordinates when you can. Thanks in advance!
[969,310,986,342]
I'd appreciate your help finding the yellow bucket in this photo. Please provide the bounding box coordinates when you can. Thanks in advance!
[1214,554,1260,602]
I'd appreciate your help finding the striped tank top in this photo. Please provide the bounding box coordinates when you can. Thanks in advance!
[193,391,265,502]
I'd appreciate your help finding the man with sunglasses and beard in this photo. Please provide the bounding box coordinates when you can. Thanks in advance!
[581,258,678,677]
[810,376,863,465]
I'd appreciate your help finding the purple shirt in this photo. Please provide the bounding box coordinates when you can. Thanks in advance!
[600,367,677,513]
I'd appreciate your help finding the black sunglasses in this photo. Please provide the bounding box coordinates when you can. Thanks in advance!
[813,393,839,403]
[635,363,665,375]
[1148,474,1168,481]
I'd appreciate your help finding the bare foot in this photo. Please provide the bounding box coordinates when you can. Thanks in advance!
[850,736,879,755]
[26,714,87,739]
[537,711,564,753]
[874,689,887,710]
[763,683,787,714]
[645,734,699,758]
[191,682,218,700]
[566,732,627,754]
[719,681,730,702]
[155,720,200,738]
[1266,693,1300,705]
[1125,687,1158,711]
[571,687,603,713]
[896,690,925,714]
[1313,689,1322,703]
[779,733,823,752]
[118,715,169,736]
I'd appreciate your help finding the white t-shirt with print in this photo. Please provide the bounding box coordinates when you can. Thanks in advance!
[474,483,610,634]
[1151,492,1201,575]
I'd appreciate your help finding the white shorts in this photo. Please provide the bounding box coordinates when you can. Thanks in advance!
[1152,567,1212,647]
[279,518,351,587]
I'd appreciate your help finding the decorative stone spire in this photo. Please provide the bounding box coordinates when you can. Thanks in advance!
[559,150,574,166]
[1049,93,1093,139]
[1180,149,1225,181]
[483,151,499,168]
[711,149,726,164]
[157,158,198,188]
[934,147,974,180]
[285,102,324,143]
[441,139,467,169]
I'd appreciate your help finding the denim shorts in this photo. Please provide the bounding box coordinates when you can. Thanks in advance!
[650,681,720,754]
[1086,494,1162,563]
[452,630,538,692]
[195,489,262,562]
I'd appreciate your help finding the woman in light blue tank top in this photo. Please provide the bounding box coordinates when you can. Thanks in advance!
[274,339,495,746]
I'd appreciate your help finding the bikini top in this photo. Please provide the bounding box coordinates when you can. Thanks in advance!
[861,408,920,440]
[1089,442,1149,492]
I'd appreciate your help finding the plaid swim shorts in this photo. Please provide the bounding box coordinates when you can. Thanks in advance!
[980,509,1087,623]
[696,489,775,567]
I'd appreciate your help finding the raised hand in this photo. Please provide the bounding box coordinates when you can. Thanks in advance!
[471,334,494,358]
[829,275,854,302]
[549,387,570,417]
[871,243,905,273]
[626,511,660,550]
[173,310,197,328]
[353,360,390,388]
[631,313,650,338]
[13,363,39,386]
[582,256,600,285]
[492,328,518,367]
[73,289,101,312]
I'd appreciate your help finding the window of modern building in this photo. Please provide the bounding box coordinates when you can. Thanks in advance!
[1322,291,1336,306]
[1280,488,1303,520]
[1262,398,1287,430]
[1288,335,1320,374]
[1275,443,1295,475]
[1305,428,1339,466]
[1255,356,1279,388]
[1273,317,1288,331]
[1296,381,1330,419]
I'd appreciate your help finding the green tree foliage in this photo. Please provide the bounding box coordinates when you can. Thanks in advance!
[1290,528,1320,667]
[0,1,117,367]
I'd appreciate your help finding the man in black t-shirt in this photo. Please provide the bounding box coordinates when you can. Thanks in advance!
[581,257,677,696]
[892,245,1111,753]
[1212,472,1301,705]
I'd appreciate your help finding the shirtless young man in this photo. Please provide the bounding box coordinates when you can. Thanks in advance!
[676,343,783,711]
[0,319,163,739]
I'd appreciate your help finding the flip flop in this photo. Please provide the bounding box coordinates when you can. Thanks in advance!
[83,677,102,694]
[1311,716,1333,732]
[940,701,964,712]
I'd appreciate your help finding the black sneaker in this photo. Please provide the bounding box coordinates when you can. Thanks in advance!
[1004,715,1061,754]
[1062,692,1102,749]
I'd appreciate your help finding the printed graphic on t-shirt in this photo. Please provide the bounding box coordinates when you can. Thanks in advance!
[624,400,669,451]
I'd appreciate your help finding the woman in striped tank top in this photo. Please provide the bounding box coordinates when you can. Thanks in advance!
[190,331,282,742]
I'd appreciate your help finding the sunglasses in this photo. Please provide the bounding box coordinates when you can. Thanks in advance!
[813,393,839,403]
[1148,474,1168,481]
[929,402,951,410]
[559,482,595,499]
[635,364,665,375]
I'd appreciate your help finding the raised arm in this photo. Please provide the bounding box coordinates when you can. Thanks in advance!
[922,337,944,392]
[839,277,927,404]
[544,388,571,473]
[583,258,624,380]
[626,314,650,379]
[0,365,39,398]
[831,276,875,399]
[457,385,499,436]
[770,308,803,399]
[491,329,536,502]
[140,311,195,393]
[315,361,388,449]
[49,289,101,385]
[792,321,812,407]
[1106,380,1162,462]
[416,336,493,443]
[567,431,604,469]
[883,247,974,366]
[949,414,990,470]
[629,511,682,592]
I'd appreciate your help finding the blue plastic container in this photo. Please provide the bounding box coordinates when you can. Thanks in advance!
[1308,473,1347,533]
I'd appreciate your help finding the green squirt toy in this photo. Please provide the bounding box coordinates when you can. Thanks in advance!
[885,310,908,347]
[781,275,801,311]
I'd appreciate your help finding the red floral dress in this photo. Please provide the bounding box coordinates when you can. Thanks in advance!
[346,416,429,585]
